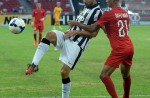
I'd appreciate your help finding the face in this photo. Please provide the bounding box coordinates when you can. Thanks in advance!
[57,2,61,7]
[36,3,41,9]
[83,0,96,7]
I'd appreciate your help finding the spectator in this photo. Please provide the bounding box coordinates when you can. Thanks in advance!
[0,9,3,14]
[121,0,128,12]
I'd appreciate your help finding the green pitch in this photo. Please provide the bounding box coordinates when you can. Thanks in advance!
[0,25,150,97]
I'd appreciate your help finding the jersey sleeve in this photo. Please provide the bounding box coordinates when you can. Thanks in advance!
[96,12,110,27]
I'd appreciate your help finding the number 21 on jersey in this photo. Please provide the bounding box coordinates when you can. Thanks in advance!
[117,20,129,37]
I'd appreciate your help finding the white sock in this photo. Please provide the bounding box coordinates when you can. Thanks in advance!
[62,82,71,98]
[32,40,50,65]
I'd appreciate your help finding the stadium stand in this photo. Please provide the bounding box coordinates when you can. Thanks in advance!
[0,0,150,15]
[0,0,21,13]
[0,0,72,14]
[127,0,150,14]
[27,0,72,14]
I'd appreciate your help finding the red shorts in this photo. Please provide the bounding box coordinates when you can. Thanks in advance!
[34,24,44,32]
[105,47,134,68]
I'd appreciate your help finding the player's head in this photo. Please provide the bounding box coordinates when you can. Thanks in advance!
[121,0,126,7]
[83,0,97,8]
[56,2,61,7]
[36,2,42,9]
[106,0,119,8]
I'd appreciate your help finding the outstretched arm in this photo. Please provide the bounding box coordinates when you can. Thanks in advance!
[64,29,100,39]
[68,20,100,32]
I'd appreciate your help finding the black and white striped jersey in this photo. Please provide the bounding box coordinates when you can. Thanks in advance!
[69,4,103,50]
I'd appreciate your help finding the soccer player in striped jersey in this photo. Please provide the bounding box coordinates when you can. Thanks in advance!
[68,0,134,98]
[25,0,102,98]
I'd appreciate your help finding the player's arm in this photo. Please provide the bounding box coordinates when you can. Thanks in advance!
[64,29,99,39]
[40,17,46,21]
[31,10,35,27]
[68,20,100,32]
[31,17,35,27]
[53,7,56,18]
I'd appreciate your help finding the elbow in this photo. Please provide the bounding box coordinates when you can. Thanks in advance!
[92,34,97,37]
[93,34,97,37]
[91,33,98,37]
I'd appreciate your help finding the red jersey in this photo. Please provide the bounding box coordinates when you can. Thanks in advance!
[96,7,133,50]
[32,8,46,26]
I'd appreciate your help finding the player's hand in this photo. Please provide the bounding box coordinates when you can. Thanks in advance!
[67,20,78,27]
[64,30,77,39]
[31,22,34,27]
[40,18,45,21]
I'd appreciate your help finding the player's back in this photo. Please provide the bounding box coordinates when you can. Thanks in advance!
[103,7,133,50]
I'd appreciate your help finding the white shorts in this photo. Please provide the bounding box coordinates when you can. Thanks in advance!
[53,30,83,69]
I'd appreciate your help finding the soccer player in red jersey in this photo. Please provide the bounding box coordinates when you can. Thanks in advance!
[31,2,46,46]
[67,0,134,98]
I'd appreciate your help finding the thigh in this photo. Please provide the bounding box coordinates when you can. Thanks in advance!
[59,39,83,70]
[53,30,65,50]
[120,64,131,77]
[122,48,134,66]
[39,25,44,32]
[33,25,39,32]
[55,16,59,22]
[105,50,125,68]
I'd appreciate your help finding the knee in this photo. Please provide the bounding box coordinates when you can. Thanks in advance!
[121,72,130,78]
[45,31,56,42]
[61,66,70,78]
[99,71,111,80]
[99,73,106,80]
[61,69,69,78]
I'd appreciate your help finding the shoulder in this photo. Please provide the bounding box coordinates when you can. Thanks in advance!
[42,8,45,11]
[102,10,112,17]
[42,9,46,12]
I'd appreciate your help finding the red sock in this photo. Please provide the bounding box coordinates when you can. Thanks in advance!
[39,33,42,44]
[34,33,36,41]
[101,76,118,98]
[123,75,131,98]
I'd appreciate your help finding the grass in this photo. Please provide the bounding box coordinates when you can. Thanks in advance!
[0,25,150,98]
